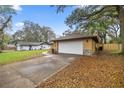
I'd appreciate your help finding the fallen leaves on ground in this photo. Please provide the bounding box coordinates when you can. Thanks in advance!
[38,55,124,88]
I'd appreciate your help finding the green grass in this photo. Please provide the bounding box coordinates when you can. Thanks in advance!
[0,50,47,65]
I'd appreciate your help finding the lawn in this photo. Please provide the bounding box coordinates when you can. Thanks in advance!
[38,55,124,88]
[0,50,47,65]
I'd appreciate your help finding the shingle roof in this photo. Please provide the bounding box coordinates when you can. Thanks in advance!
[52,34,99,42]
[16,41,42,46]
[40,42,52,45]
[16,41,52,46]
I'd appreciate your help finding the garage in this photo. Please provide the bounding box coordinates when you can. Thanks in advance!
[52,34,99,55]
[58,40,83,55]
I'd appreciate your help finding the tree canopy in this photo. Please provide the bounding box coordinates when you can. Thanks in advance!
[13,20,56,42]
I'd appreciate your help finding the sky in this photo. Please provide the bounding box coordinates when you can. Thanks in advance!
[12,5,75,36]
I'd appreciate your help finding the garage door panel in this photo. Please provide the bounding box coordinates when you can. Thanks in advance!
[58,40,83,55]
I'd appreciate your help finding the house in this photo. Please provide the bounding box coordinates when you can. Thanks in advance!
[52,34,99,55]
[16,41,42,51]
[16,41,52,51]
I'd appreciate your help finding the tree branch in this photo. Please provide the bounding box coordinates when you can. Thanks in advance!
[86,5,115,19]
[0,15,12,31]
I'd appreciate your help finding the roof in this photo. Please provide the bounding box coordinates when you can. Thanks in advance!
[16,41,52,46]
[52,34,99,42]
[40,42,52,45]
[16,41,42,46]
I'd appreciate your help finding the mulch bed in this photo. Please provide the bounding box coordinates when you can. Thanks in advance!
[37,55,124,88]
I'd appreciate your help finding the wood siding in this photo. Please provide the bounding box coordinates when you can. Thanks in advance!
[83,39,96,55]
[51,41,58,53]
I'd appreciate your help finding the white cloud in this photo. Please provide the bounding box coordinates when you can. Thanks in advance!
[12,5,22,11]
[74,5,85,9]
[15,22,24,30]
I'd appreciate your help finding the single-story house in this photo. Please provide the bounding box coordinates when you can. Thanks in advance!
[16,41,51,51]
[52,34,99,55]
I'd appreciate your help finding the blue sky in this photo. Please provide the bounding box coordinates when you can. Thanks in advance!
[12,5,75,36]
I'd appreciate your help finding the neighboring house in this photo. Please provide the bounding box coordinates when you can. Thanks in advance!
[16,41,42,51]
[16,41,51,51]
[52,34,99,55]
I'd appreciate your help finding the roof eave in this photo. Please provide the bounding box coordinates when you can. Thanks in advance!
[52,36,99,43]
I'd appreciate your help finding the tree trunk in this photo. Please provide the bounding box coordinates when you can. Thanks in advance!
[119,6,124,53]
[0,30,4,53]
[0,16,12,53]
[103,32,107,44]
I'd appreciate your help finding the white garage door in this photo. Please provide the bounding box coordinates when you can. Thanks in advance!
[58,40,83,55]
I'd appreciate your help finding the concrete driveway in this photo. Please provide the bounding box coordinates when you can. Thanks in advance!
[0,54,78,88]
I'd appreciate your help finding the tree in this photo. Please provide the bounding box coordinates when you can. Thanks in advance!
[0,5,16,52]
[119,6,124,52]
[62,29,72,36]
[64,6,119,43]
[2,33,13,49]
[13,20,56,42]
[62,29,85,37]
[13,30,25,41]
[42,26,56,42]
[107,20,120,38]
[55,5,124,53]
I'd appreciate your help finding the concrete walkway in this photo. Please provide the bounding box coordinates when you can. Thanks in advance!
[0,54,77,88]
